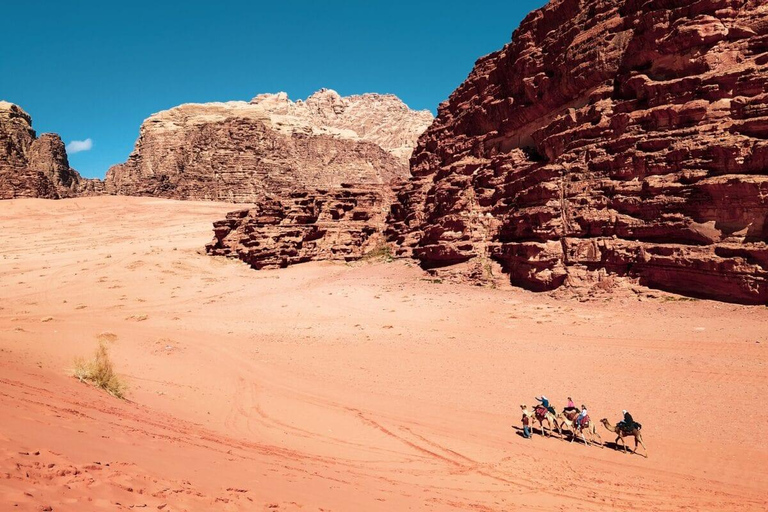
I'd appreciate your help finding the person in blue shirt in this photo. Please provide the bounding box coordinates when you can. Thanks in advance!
[535,396,555,415]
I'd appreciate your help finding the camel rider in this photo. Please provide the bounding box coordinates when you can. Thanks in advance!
[618,410,641,432]
[535,396,555,415]
[577,405,588,429]
[564,396,577,414]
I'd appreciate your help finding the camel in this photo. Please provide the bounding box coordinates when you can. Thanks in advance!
[532,405,562,439]
[557,411,602,447]
[600,418,648,458]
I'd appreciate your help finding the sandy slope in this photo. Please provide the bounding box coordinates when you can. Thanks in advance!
[1,196,766,511]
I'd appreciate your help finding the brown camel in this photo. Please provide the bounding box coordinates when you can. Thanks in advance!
[600,418,648,457]
[532,406,562,439]
[557,411,602,447]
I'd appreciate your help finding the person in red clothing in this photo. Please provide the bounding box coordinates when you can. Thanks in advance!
[520,404,533,439]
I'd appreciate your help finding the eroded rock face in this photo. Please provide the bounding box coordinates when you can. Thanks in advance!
[0,101,98,199]
[389,0,768,304]
[106,89,433,202]
[206,184,390,268]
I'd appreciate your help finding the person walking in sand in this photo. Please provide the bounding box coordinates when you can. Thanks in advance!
[520,404,533,439]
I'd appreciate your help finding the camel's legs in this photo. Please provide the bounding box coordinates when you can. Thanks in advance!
[593,427,604,447]
[616,435,628,453]
[545,419,554,438]
[637,434,648,458]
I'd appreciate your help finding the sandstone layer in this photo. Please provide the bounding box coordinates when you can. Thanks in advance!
[389,0,768,304]
[206,184,390,268]
[0,101,99,199]
[105,90,433,203]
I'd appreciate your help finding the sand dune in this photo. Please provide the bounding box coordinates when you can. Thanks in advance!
[1,196,766,511]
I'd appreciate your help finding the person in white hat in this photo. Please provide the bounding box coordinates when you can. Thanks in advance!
[619,409,639,431]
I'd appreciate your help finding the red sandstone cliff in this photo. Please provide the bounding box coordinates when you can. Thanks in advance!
[206,184,391,269]
[106,89,433,203]
[389,0,768,304]
[0,101,100,199]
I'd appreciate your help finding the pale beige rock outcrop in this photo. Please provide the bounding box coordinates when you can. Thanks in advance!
[105,89,433,202]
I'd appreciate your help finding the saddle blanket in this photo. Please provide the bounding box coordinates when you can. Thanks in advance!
[618,421,642,432]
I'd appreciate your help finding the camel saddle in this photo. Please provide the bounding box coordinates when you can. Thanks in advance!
[618,420,642,433]
[534,405,548,421]
[577,414,590,428]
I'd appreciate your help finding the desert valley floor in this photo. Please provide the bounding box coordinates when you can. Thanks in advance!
[1,197,766,511]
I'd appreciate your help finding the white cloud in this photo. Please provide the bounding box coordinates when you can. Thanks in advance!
[66,138,93,154]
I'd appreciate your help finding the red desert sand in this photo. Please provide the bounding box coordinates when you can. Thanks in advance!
[1,196,767,511]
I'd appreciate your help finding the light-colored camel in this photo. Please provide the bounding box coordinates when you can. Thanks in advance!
[600,418,648,458]
[532,406,562,439]
[557,411,602,447]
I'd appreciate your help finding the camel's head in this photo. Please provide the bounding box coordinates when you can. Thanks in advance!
[600,418,609,424]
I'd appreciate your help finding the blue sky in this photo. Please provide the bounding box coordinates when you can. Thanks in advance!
[2,1,547,178]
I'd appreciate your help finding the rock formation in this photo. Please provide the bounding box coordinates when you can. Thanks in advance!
[388,0,768,304]
[0,101,99,199]
[206,184,390,268]
[106,89,433,202]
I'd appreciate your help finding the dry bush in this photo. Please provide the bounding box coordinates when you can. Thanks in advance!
[362,242,393,262]
[73,341,127,399]
[97,331,118,343]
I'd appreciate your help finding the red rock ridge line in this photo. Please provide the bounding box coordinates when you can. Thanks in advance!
[388,0,768,304]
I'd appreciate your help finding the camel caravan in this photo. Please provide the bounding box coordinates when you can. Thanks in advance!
[520,396,648,457]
